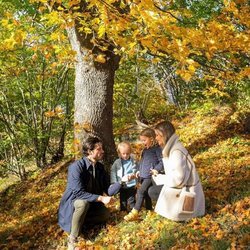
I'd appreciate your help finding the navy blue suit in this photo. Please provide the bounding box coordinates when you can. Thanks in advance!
[58,157,110,232]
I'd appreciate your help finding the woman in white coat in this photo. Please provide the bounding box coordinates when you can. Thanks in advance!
[151,121,205,221]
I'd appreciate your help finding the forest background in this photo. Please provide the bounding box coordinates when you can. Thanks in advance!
[0,0,249,249]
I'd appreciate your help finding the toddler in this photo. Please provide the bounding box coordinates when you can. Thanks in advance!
[108,141,137,211]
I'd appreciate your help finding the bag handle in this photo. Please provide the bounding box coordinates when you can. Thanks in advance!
[172,149,194,189]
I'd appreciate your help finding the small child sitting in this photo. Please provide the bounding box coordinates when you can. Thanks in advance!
[108,141,137,211]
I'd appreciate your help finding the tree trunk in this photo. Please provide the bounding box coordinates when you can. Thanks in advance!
[67,26,120,167]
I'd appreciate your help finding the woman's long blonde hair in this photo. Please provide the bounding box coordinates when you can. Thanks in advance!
[154,121,175,145]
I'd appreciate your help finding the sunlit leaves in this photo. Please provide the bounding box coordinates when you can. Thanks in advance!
[41,11,64,26]
[24,0,250,89]
[95,53,106,63]
[97,24,106,38]
[44,106,65,119]
[0,16,26,51]
[0,103,249,249]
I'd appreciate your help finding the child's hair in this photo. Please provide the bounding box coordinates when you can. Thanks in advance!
[140,128,156,138]
[140,128,157,146]
[117,141,131,156]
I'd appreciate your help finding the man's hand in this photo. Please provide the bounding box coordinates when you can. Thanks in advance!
[150,169,158,176]
[135,171,140,178]
[121,175,129,182]
[97,196,114,205]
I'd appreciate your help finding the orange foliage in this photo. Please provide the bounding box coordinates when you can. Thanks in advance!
[0,105,249,249]
[24,0,250,84]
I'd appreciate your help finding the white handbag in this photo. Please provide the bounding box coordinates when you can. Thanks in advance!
[177,187,196,214]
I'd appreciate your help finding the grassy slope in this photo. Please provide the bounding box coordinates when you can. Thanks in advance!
[0,104,249,250]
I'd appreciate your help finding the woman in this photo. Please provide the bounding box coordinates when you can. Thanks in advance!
[152,121,205,221]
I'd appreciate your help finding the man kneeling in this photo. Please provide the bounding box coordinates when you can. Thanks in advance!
[58,136,113,250]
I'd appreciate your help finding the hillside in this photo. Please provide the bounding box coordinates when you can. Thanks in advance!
[0,104,249,250]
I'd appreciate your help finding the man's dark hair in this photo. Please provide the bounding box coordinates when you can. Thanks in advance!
[82,136,102,156]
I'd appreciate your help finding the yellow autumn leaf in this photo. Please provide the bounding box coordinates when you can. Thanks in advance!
[186,59,195,64]
[239,67,250,78]
[1,19,9,27]
[216,230,224,239]
[84,27,92,34]
[44,111,56,117]
[92,18,100,25]
[129,42,137,49]
[50,32,60,41]
[151,57,161,64]
[95,54,106,63]
[42,11,63,26]
[98,24,106,38]
[55,106,63,113]
[188,64,196,73]
[57,6,64,11]
[3,35,16,50]
[182,72,193,82]
[68,0,81,7]
[14,30,26,44]
[214,79,225,87]
[176,69,193,82]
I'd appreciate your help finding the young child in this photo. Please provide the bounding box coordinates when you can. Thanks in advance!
[108,141,137,211]
[124,128,163,221]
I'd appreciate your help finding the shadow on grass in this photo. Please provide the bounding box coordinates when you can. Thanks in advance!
[81,223,106,241]
[154,221,249,250]
[0,180,33,214]
[186,113,245,157]
[0,209,62,249]
[0,159,72,213]
[204,166,250,214]
[0,159,73,249]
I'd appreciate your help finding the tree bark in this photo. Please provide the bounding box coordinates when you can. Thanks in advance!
[67,25,120,167]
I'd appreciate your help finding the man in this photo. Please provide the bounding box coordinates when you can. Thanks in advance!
[58,136,113,250]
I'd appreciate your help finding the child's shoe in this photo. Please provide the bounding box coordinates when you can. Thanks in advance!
[124,208,139,221]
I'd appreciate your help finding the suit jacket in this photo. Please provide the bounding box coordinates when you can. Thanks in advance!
[58,157,110,232]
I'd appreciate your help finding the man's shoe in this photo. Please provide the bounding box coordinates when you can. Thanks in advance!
[68,236,79,250]
[124,208,139,221]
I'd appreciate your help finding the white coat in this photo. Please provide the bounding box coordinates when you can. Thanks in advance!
[154,134,205,221]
